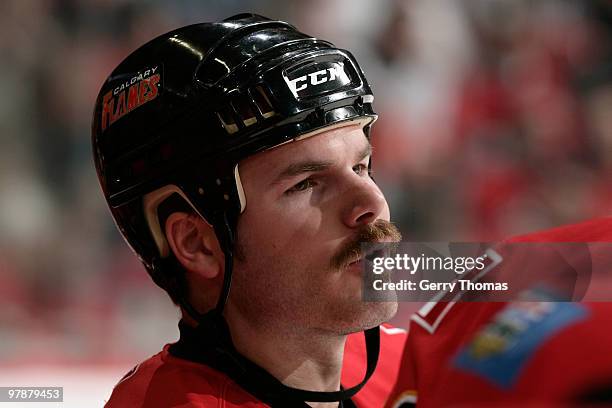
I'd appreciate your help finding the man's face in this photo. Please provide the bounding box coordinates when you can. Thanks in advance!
[228,123,399,335]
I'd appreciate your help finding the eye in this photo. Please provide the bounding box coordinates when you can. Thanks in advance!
[353,163,369,176]
[285,178,317,195]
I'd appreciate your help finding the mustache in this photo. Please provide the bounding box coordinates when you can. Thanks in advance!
[330,220,402,269]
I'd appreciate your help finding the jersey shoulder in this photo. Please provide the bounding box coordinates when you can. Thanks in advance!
[105,345,266,408]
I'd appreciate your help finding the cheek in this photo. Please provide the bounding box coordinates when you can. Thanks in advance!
[232,204,331,316]
[236,199,333,267]
[247,199,323,239]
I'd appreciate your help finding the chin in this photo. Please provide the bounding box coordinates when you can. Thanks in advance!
[333,300,399,335]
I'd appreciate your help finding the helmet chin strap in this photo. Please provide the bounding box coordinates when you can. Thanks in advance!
[215,212,235,314]
[176,211,382,404]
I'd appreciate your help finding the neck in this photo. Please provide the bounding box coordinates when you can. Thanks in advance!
[223,302,346,408]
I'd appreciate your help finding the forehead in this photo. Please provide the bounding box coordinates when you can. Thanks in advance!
[238,124,369,177]
[238,124,369,176]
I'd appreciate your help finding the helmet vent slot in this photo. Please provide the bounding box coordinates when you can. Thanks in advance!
[252,86,275,118]
[216,107,239,134]
[232,98,258,127]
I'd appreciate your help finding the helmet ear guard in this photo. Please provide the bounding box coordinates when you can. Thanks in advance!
[143,184,205,258]
[143,158,248,260]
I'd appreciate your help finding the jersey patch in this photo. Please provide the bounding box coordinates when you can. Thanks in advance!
[453,296,587,389]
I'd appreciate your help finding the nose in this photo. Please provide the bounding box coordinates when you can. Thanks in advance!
[342,177,389,228]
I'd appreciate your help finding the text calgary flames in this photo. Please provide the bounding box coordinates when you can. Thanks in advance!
[101,66,160,131]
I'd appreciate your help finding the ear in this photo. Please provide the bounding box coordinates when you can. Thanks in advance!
[165,212,223,279]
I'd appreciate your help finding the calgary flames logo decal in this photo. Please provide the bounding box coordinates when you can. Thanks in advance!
[100,65,161,131]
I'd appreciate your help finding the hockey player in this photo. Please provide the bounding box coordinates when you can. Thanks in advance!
[92,14,406,407]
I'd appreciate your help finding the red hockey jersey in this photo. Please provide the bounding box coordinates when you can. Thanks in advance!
[386,217,612,407]
[105,324,406,407]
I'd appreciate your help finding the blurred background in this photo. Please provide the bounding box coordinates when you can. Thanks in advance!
[1,0,611,405]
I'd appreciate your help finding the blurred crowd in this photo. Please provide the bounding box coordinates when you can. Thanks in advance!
[0,0,611,364]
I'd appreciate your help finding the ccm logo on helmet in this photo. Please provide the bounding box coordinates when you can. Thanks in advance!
[100,66,161,131]
[283,61,351,98]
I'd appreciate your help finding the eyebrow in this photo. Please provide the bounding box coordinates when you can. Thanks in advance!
[270,142,372,186]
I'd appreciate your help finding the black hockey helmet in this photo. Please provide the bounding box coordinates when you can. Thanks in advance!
[92,13,377,311]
